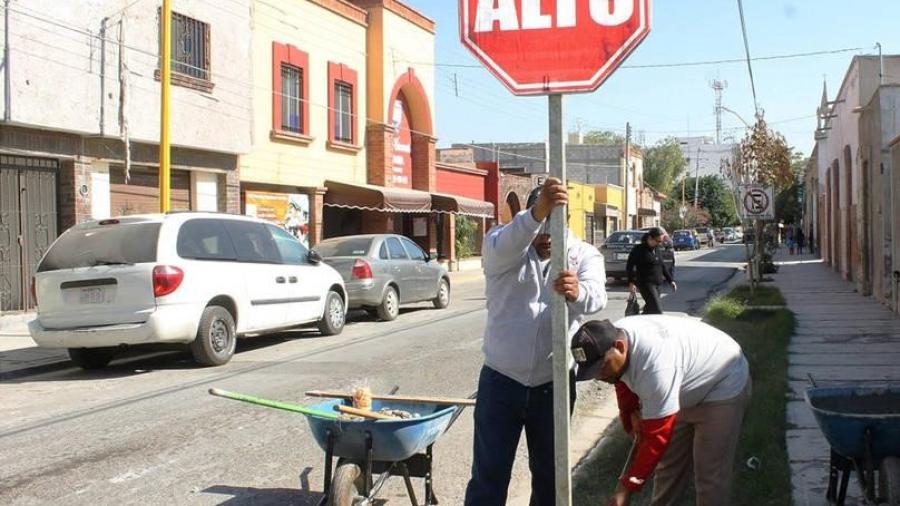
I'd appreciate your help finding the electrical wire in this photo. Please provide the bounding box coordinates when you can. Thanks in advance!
[736,0,760,116]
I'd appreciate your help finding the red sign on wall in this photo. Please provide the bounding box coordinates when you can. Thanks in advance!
[459,0,651,95]
[391,97,413,188]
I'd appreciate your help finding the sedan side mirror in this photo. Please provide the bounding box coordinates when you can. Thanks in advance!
[424,252,431,262]
[308,250,323,265]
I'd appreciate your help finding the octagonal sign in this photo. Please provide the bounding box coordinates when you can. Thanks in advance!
[460,0,652,95]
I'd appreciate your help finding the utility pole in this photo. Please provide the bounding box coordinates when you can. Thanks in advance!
[159,0,172,213]
[624,122,632,229]
[694,146,701,208]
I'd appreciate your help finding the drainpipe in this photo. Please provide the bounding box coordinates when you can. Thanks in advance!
[4,0,11,121]
[100,17,108,135]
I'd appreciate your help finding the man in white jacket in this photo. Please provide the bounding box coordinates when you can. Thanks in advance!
[464,178,608,506]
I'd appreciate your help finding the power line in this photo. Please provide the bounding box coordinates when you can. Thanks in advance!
[408,46,872,70]
[736,0,760,116]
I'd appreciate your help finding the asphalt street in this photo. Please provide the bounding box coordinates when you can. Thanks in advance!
[0,244,748,505]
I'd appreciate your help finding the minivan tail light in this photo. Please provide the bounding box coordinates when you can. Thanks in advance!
[153,265,184,297]
[351,259,373,280]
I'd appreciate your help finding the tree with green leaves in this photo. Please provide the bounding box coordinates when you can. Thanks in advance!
[775,155,808,225]
[722,116,794,286]
[678,175,740,228]
[582,130,625,146]
[643,138,687,195]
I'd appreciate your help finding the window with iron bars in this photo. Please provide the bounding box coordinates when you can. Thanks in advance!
[160,11,210,82]
[334,81,353,143]
[281,64,303,134]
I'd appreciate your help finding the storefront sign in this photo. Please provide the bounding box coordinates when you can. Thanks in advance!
[245,191,310,247]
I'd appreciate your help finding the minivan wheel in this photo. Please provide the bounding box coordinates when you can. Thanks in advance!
[376,286,399,321]
[317,291,345,336]
[433,278,450,309]
[68,348,115,370]
[191,305,236,366]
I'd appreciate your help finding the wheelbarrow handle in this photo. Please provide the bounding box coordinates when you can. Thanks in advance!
[209,388,340,420]
[445,390,478,433]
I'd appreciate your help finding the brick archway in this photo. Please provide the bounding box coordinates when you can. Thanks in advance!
[368,69,435,192]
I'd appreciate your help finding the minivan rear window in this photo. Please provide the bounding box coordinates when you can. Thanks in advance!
[38,222,161,272]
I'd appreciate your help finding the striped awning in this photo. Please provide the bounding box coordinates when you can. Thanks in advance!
[324,180,432,213]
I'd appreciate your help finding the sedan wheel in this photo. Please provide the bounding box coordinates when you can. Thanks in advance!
[376,286,399,321]
[433,278,450,309]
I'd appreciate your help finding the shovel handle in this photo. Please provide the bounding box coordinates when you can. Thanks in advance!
[334,405,399,420]
[306,390,477,406]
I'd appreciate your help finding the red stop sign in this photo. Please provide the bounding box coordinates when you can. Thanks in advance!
[460,0,651,95]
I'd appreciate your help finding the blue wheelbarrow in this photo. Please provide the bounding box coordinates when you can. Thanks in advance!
[209,388,474,506]
[805,385,900,505]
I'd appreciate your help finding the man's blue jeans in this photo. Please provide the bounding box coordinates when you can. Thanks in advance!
[464,366,576,506]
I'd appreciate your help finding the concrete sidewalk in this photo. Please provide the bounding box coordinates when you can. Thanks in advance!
[773,251,900,506]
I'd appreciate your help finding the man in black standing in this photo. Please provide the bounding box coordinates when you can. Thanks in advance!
[627,228,676,315]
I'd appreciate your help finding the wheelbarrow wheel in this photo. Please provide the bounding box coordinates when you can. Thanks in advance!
[880,457,900,505]
[329,461,365,506]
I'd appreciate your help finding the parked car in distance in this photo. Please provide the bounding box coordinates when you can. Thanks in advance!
[722,227,737,242]
[695,227,715,247]
[672,229,700,251]
[316,234,450,322]
[29,213,348,370]
[602,229,676,281]
[714,228,726,244]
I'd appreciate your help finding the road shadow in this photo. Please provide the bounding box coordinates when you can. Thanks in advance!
[201,466,390,506]
[202,484,322,505]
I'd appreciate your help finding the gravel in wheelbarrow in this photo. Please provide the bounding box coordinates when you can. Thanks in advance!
[305,399,457,462]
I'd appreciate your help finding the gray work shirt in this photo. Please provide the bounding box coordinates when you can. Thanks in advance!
[481,209,608,387]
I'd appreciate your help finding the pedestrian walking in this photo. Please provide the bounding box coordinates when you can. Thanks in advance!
[464,177,608,506]
[571,316,752,506]
[796,228,805,255]
[786,225,795,255]
[626,228,676,315]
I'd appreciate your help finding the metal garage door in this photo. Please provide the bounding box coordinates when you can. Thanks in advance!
[109,165,191,216]
[0,156,58,312]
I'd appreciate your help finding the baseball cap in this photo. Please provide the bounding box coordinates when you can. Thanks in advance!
[571,320,621,381]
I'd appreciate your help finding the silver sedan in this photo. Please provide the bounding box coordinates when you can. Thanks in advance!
[315,234,451,321]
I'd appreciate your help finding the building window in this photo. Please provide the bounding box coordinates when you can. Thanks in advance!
[334,81,353,143]
[281,65,303,133]
[272,42,310,139]
[157,10,212,91]
[171,12,209,80]
[328,62,358,148]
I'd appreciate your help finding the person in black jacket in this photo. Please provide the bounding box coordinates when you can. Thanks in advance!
[626,227,677,315]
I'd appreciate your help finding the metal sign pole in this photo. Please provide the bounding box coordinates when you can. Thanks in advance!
[548,93,571,506]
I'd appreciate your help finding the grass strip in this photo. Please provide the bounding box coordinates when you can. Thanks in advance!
[573,286,794,505]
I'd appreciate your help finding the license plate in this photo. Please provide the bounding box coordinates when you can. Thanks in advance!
[79,287,105,304]
[615,253,629,261]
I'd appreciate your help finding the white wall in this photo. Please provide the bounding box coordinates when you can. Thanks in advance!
[1,0,251,153]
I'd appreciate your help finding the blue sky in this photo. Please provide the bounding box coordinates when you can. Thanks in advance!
[402,0,899,156]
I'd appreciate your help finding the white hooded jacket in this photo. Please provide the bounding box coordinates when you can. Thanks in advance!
[481,209,608,387]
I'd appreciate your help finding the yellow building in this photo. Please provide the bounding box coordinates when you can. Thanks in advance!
[239,0,438,248]
[595,184,625,241]
[567,181,597,245]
